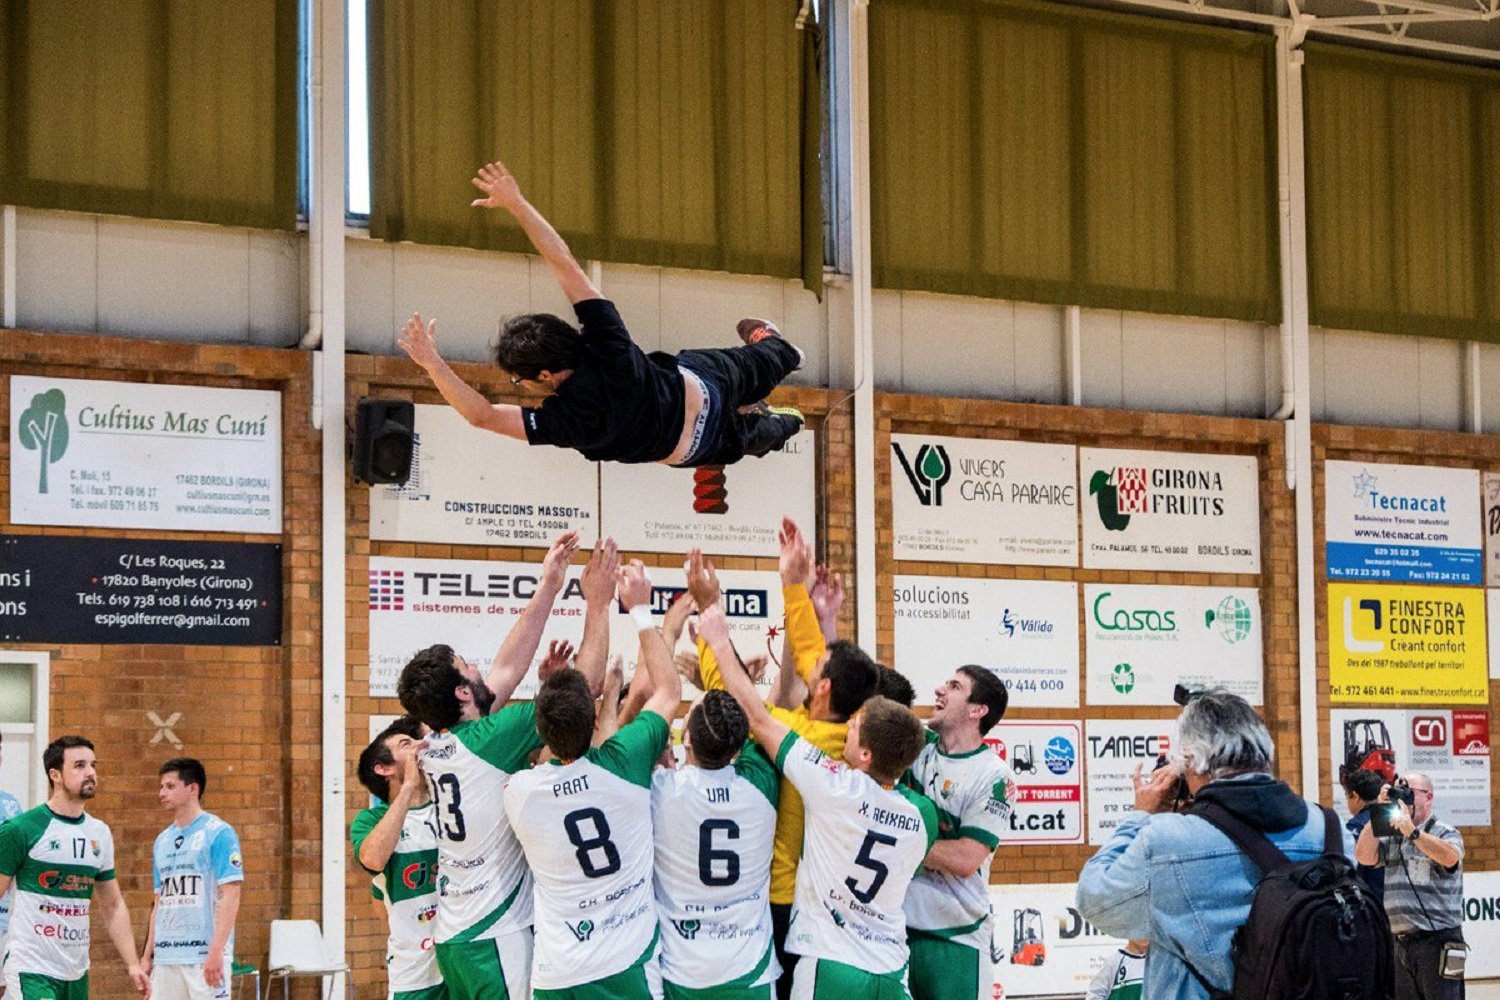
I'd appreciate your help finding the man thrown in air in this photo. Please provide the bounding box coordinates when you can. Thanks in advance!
[400,160,806,468]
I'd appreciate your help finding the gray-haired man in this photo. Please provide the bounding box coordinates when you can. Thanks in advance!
[1355,773,1465,1000]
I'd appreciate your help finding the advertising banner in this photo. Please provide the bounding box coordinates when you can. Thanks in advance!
[9,375,281,533]
[599,434,815,556]
[893,577,1080,708]
[988,721,1085,846]
[1327,583,1488,705]
[1085,719,1179,844]
[989,883,1125,998]
[367,557,782,699]
[1330,708,1490,828]
[1326,461,1482,584]
[1079,447,1260,573]
[0,535,281,645]
[1083,584,1263,706]
[370,404,597,545]
[890,434,1077,566]
[1491,590,1500,679]
[1463,872,1500,979]
[1485,473,1500,587]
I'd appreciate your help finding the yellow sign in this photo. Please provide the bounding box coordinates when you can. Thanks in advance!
[1329,583,1488,704]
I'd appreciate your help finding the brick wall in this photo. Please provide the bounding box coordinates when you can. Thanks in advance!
[0,329,322,997]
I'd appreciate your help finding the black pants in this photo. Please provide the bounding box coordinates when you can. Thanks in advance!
[677,338,802,467]
[771,901,798,1000]
[1394,928,1465,1000]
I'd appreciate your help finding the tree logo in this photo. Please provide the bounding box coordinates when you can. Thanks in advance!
[671,919,701,940]
[1110,663,1135,694]
[893,442,952,506]
[18,388,69,494]
[566,919,595,943]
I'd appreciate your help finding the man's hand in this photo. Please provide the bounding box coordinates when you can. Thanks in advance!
[617,560,654,611]
[202,951,226,989]
[127,963,151,997]
[470,160,525,212]
[662,591,695,650]
[809,565,844,641]
[538,639,575,682]
[778,517,813,588]
[397,738,428,796]
[1392,801,1416,838]
[397,313,444,372]
[1131,762,1182,815]
[540,531,581,592]
[744,654,770,685]
[686,549,721,610]
[581,538,621,606]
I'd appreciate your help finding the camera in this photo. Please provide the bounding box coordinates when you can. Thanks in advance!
[1388,778,1415,807]
[1154,753,1192,812]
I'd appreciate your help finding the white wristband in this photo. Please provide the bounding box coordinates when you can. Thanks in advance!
[628,605,655,632]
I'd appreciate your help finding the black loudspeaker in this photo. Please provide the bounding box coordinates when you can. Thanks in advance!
[353,399,415,485]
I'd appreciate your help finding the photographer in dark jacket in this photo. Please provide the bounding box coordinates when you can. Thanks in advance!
[1342,767,1387,903]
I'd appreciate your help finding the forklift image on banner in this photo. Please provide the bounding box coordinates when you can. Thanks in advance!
[1011,743,1037,776]
[1338,718,1397,786]
[1010,908,1046,966]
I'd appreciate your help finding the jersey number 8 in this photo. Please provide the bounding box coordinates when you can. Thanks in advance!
[564,808,622,878]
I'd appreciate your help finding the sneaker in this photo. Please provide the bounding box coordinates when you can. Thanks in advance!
[767,405,805,428]
[737,318,783,344]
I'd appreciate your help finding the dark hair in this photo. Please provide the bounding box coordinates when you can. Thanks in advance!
[687,691,748,770]
[357,716,426,801]
[160,758,208,798]
[875,665,915,708]
[43,735,94,788]
[1342,767,1385,805]
[535,670,595,762]
[822,641,879,721]
[957,665,1009,735]
[494,314,582,380]
[398,644,464,732]
[858,697,926,783]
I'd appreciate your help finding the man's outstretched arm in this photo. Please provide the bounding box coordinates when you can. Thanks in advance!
[688,552,789,757]
[471,161,602,304]
[398,313,527,440]
[486,531,579,703]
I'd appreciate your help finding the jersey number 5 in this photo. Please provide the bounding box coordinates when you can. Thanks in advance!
[845,829,898,904]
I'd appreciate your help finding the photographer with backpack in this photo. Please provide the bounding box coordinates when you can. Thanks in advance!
[1077,690,1392,1000]
[1354,773,1466,1000]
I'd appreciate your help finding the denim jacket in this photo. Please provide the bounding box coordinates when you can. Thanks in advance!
[1076,774,1355,999]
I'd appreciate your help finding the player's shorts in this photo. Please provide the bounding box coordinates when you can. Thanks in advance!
[664,983,771,1000]
[394,985,450,1000]
[151,963,232,1000]
[434,930,532,1000]
[533,954,664,1000]
[789,958,908,1000]
[3,972,89,1000]
[907,934,988,1000]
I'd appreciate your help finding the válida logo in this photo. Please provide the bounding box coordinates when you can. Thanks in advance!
[893,442,952,506]
[18,388,70,495]
[1087,469,1131,532]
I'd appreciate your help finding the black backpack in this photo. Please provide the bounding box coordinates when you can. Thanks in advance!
[1182,801,1394,1000]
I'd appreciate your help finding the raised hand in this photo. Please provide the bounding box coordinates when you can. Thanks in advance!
[617,559,654,611]
[397,312,443,371]
[540,531,581,592]
[470,160,524,211]
[538,639,576,681]
[685,549,721,610]
[662,590,695,650]
[778,517,813,588]
[581,538,620,605]
[809,564,844,641]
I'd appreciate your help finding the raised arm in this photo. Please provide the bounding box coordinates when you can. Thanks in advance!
[398,313,527,439]
[618,560,682,720]
[689,552,789,756]
[471,161,601,304]
[485,531,580,704]
[354,740,428,873]
[778,519,826,683]
[575,538,620,697]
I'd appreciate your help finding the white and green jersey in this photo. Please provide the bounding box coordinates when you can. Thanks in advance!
[775,733,938,975]
[418,702,544,945]
[903,732,1013,950]
[651,745,780,991]
[351,801,441,993]
[503,711,671,991]
[0,805,116,982]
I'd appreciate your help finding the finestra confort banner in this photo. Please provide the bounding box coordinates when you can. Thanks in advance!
[1326,461,1482,585]
[1327,583,1488,705]
[889,434,1078,566]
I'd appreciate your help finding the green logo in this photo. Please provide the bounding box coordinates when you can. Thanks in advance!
[992,778,1009,804]
[1088,470,1131,531]
[567,919,595,943]
[1111,663,1135,694]
[671,919,701,940]
[18,389,70,494]
[1205,596,1253,644]
[893,442,953,507]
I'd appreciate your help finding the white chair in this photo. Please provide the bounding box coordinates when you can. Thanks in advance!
[266,919,353,1000]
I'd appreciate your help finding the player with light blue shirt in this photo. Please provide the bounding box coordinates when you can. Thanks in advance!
[0,730,27,939]
[142,759,244,1000]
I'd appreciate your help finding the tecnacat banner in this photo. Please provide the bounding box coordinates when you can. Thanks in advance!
[1328,583,1488,705]
[1326,461,1482,585]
